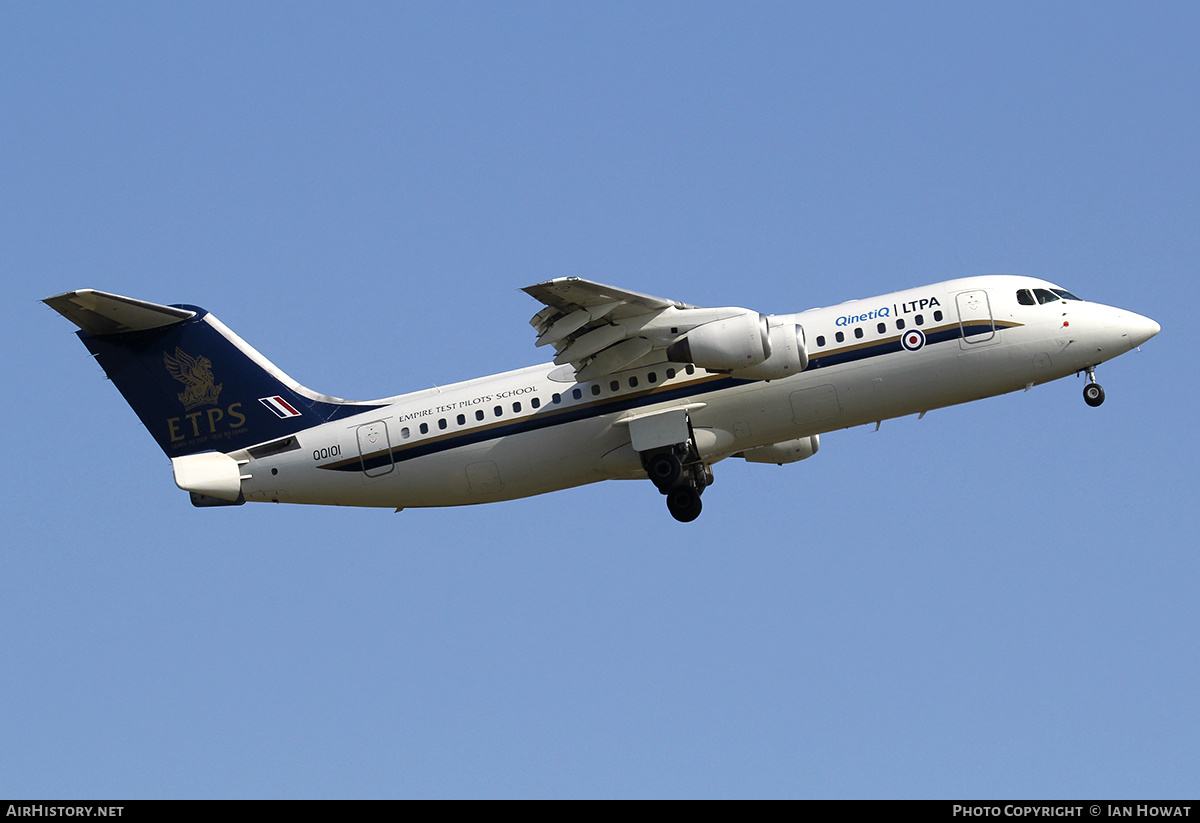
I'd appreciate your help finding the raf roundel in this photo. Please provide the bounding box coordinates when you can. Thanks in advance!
[901,328,926,352]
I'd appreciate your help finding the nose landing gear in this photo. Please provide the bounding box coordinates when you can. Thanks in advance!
[1083,366,1106,407]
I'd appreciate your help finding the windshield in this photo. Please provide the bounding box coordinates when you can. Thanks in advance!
[1017,287,1084,306]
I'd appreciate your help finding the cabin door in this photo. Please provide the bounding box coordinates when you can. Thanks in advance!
[956,289,996,345]
[356,421,395,477]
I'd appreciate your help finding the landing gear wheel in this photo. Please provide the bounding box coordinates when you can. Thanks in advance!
[647,453,682,492]
[666,487,703,523]
[1083,383,1105,407]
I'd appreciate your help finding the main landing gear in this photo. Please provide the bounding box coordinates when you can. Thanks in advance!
[642,444,713,523]
[1083,366,1106,407]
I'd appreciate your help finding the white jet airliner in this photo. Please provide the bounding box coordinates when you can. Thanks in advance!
[45,276,1159,521]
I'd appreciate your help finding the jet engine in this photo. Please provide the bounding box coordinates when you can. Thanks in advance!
[729,322,808,380]
[665,311,771,370]
[739,435,820,465]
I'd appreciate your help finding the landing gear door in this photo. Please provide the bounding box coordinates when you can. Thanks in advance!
[956,289,995,346]
[628,408,691,453]
[356,420,394,477]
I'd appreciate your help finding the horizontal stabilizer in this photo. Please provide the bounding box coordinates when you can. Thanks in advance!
[43,289,195,336]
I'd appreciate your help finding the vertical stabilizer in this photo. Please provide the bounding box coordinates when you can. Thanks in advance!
[45,290,380,457]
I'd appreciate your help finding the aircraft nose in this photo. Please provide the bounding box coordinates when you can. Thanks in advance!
[1125,312,1161,348]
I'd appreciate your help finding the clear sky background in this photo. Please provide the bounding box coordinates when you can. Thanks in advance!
[2,2,1196,799]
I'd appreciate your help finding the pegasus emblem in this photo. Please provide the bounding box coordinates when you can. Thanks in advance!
[164,347,223,410]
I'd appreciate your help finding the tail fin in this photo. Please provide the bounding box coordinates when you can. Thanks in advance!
[45,289,380,457]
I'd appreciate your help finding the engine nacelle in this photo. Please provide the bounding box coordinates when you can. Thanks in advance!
[729,322,808,380]
[665,311,770,370]
[740,435,820,465]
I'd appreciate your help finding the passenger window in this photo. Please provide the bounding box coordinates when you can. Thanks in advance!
[512,402,521,413]
[816,335,826,347]
[915,314,924,326]
[494,405,502,417]
[896,318,906,330]
[610,380,619,393]
[854,327,864,339]
[648,372,657,383]
[591,384,601,396]
[476,410,484,421]
[401,427,410,439]
[933,310,943,322]
[531,397,540,409]
[877,323,886,334]
[572,388,582,400]
[835,331,845,343]
[686,365,695,375]
[456,414,465,426]
[666,368,676,379]
[628,376,638,388]
[419,423,428,435]
[438,418,447,430]
[552,393,561,404]
[1017,289,1036,305]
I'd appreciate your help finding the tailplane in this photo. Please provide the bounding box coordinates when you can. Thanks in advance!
[45,289,379,457]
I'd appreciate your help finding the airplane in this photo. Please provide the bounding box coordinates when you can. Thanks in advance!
[44,275,1159,522]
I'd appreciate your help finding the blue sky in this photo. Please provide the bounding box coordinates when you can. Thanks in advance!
[2,2,1197,798]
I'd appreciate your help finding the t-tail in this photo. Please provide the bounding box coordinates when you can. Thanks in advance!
[44,289,379,463]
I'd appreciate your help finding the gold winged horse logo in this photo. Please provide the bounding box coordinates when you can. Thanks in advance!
[163,347,223,410]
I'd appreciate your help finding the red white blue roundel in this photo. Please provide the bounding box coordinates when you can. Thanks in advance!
[901,328,926,352]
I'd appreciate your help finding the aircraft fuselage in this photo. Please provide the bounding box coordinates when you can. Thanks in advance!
[225,275,1158,510]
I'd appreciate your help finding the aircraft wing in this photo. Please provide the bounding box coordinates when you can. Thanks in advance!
[523,277,773,381]
[523,278,694,319]
[521,278,694,380]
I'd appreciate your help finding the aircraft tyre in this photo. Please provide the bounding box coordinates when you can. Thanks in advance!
[666,487,703,523]
[648,452,683,492]
[1083,383,1105,407]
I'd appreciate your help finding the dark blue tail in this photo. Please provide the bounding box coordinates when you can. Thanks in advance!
[46,290,380,457]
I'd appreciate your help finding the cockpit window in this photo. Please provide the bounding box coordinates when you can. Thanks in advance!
[1051,288,1082,301]
[1033,288,1060,304]
[1017,289,1035,305]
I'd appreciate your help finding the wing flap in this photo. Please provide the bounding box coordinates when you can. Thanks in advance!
[523,278,695,378]
[523,277,765,379]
